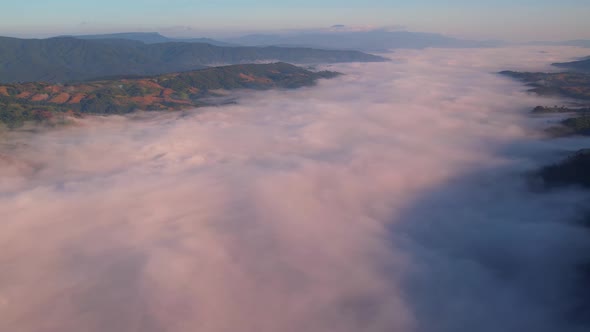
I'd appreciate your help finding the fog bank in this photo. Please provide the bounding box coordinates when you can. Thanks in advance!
[1,46,590,332]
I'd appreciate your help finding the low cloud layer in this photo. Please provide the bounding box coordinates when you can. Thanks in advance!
[1,46,590,332]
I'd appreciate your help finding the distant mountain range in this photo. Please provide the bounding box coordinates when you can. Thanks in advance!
[528,40,590,48]
[15,30,590,56]
[0,62,339,128]
[63,32,236,47]
[222,30,504,52]
[55,30,505,52]
[0,36,386,83]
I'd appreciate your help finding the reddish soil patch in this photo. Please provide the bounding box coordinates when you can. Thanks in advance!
[164,97,192,105]
[68,94,86,104]
[161,88,174,97]
[46,85,62,94]
[49,93,71,104]
[136,80,163,90]
[30,94,50,102]
[0,86,8,96]
[16,91,33,99]
[131,95,163,105]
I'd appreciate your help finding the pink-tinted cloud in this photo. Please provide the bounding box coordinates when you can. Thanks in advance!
[1,46,589,332]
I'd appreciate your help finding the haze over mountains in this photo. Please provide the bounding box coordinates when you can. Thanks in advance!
[0,36,385,83]
[63,32,236,47]
[528,40,590,48]
[61,29,505,52]
[2,0,590,330]
[2,2,590,330]
[223,29,503,51]
[53,29,590,53]
[553,56,590,72]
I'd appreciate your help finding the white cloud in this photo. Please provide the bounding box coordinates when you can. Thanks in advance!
[1,46,590,332]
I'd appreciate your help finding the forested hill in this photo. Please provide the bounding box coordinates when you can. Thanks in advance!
[499,71,590,100]
[553,57,590,73]
[0,36,386,83]
[499,60,590,137]
[0,62,340,128]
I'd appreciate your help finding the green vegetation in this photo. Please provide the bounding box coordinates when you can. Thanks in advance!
[501,68,590,137]
[499,71,590,100]
[545,116,590,137]
[538,149,590,189]
[532,105,590,114]
[0,62,340,128]
[503,62,590,187]
[0,36,386,83]
[562,116,590,135]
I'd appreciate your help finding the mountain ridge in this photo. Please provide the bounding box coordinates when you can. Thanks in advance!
[223,30,504,51]
[0,36,386,83]
[62,32,236,47]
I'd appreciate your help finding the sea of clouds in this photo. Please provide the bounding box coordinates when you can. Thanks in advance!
[1,46,590,332]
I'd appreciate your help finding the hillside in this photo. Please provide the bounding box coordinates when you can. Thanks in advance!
[553,57,590,73]
[500,69,590,137]
[0,62,339,128]
[499,71,590,100]
[538,149,590,189]
[0,36,385,83]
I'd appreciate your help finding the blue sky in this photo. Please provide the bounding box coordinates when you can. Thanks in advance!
[1,0,588,41]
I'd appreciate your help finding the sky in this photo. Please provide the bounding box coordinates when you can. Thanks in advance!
[0,0,589,41]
